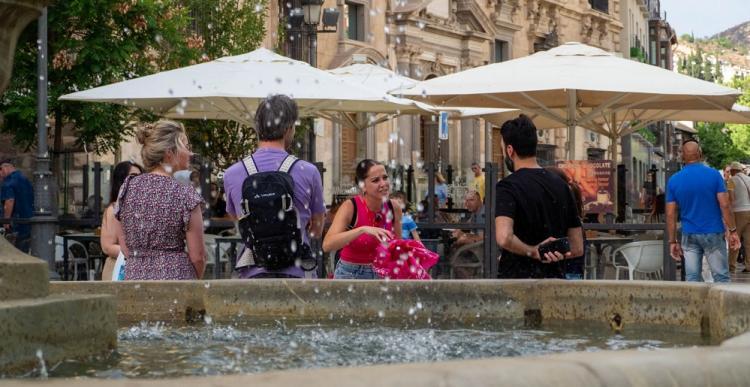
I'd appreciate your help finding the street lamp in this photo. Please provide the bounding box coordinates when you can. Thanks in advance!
[287,1,338,162]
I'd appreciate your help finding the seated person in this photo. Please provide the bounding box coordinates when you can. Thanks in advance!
[391,191,420,241]
[451,190,485,248]
[449,190,485,279]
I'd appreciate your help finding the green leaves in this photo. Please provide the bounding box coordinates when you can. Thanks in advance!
[0,0,267,159]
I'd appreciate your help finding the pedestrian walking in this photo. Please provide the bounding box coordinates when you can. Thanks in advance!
[666,139,739,282]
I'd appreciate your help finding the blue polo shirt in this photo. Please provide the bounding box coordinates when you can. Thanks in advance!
[0,170,34,237]
[666,163,725,234]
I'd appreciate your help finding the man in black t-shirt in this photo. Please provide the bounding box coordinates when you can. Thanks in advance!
[495,115,584,279]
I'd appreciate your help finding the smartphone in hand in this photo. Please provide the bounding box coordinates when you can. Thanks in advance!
[537,237,571,261]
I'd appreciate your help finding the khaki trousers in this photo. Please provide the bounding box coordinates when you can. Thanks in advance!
[729,211,750,272]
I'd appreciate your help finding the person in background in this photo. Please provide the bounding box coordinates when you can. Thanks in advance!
[323,159,403,279]
[0,159,34,253]
[434,172,448,207]
[451,190,485,249]
[471,162,485,201]
[113,120,206,280]
[391,191,419,241]
[666,139,738,283]
[546,166,585,280]
[100,161,143,280]
[208,182,227,219]
[727,161,750,273]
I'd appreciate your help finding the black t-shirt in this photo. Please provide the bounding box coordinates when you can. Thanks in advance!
[495,168,582,279]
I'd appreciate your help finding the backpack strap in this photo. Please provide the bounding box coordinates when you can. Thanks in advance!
[278,154,299,174]
[242,155,258,176]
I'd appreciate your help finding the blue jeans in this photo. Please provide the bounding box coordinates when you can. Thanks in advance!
[334,261,376,279]
[682,233,730,283]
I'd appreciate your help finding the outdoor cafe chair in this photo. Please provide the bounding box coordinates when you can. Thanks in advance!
[66,240,91,281]
[448,241,483,279]
[612,240,663,280]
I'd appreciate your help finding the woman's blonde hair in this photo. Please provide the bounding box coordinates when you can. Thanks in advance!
[135,120,187,171]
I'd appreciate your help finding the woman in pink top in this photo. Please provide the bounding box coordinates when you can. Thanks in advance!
[323,159,402,279]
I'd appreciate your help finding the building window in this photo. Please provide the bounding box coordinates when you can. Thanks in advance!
[587,148,605,160]
[493,40,508,63]
[344,1,365,41]
[588,0,608,13]
[537,144,557,166]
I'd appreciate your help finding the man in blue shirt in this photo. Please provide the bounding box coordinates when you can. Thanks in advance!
[0,159,34,253]
[666,140,740,282]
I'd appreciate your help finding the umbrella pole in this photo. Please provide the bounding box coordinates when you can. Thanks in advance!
[567,90,577,160]
[610,113,619,220]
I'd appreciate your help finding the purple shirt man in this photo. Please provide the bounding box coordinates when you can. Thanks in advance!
[223,95,326,278]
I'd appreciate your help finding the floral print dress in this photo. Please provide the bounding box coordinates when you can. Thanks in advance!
[115,173,204,280]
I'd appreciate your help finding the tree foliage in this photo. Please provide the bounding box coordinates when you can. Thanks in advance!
[695,121,746,168]
[1,0,196,152]
[181,0,267,171]
[727,75,750,158]
[0,0,268,170]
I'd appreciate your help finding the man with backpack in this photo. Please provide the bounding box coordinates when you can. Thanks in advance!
[223,95,325,278]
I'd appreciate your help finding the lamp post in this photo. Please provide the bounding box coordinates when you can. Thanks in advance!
[287,1,338,162]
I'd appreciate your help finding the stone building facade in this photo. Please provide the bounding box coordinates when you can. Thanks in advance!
[264,0,624,200]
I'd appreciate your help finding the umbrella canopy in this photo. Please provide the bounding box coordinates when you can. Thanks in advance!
[60,48,412,125]
[329,63,515,124]
[400,42,742,158]
[477,104,750,135]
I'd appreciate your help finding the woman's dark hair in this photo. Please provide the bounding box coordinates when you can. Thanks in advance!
[355,159,382,186]
[110,161,143,204]
[500,114,538,157]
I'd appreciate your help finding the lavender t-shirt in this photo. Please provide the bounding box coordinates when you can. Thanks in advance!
[224,147,325,277]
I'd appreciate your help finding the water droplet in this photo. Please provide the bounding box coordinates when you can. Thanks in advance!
[289,340,298,349]
[134,284,141,289]
[378,310,385,318]
[408,307,416,315]
[204,314,213,324]
[418,21,426,29]
[204,282,211,288]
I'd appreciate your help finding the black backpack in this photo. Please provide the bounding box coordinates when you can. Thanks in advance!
[237,154,314,271]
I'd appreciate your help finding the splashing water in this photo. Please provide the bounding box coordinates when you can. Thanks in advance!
[36,321,710,379]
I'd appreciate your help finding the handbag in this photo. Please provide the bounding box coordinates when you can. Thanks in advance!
[112,251,126,281]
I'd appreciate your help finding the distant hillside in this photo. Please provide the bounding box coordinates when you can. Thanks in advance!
[713,21,750,48]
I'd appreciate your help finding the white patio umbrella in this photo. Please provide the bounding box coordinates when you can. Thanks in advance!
[329,63,517,128]
[60,48,414,125]
[400,42,742,159]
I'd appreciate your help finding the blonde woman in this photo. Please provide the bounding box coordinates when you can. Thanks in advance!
[112,120,206,280]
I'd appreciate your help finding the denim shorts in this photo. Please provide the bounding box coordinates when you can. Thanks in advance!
[334,260,376,279]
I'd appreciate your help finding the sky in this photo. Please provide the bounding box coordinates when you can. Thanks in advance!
[659,0,750,38]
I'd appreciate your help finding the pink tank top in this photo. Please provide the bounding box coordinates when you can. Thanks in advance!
[339,195,394,265]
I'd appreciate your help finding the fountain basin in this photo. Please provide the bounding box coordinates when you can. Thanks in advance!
[14,279,747,386]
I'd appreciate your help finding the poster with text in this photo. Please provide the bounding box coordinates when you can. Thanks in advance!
[556,160,614,214]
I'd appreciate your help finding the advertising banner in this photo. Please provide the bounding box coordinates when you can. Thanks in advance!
[556,160,614,214]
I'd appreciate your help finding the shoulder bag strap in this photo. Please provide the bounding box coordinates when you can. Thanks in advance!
[347,197,358,230]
